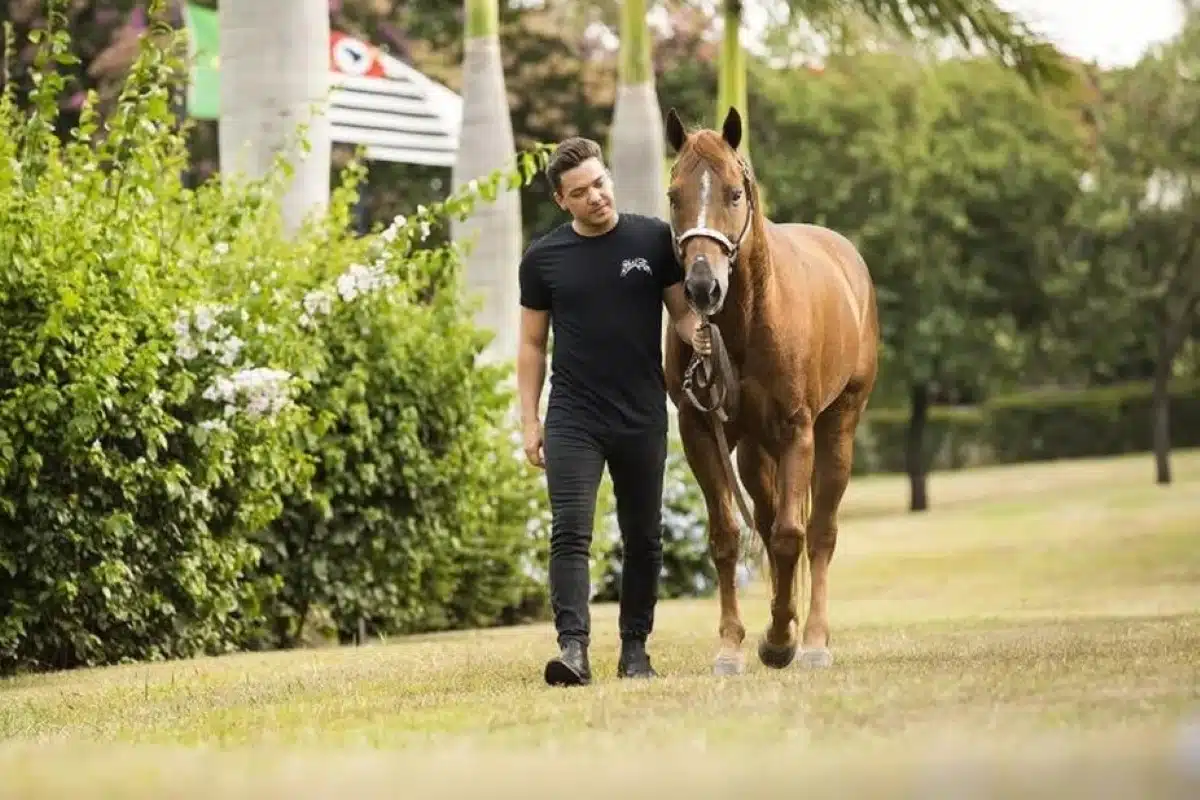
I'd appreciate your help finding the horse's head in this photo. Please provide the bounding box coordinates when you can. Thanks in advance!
[664,106,755,317]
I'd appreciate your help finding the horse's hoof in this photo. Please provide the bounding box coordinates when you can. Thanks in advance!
[757,637,797,670]
[712,650,746,677]
[798,647,834,669]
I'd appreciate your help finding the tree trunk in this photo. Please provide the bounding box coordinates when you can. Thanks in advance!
[218,0,331,235]
[291,598,311,649]
[717,0,749,158]
[451,0,523,365]
[1152,340,1173,486]
[610,0,669,348]
[906,382,929,512]
[609,0,666,221]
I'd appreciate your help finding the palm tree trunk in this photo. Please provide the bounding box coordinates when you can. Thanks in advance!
[218,0,331,235]
[451,0,523,365]
[609,0,667,221]
[717,0,749,159]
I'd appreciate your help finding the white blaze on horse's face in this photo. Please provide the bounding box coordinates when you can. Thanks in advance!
[696,169,712,230]
[671,166,735,317]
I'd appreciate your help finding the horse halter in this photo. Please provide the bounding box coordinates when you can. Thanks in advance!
[670,156,756,267]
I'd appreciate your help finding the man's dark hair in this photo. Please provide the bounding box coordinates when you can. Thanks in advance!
[545,137,604,194]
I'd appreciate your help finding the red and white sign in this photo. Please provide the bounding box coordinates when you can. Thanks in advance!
[329,31,384,78]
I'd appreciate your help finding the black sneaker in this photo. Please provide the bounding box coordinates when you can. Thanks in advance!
[544,640,591,687]
[617,639,659,679]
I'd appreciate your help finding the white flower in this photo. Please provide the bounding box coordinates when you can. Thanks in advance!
[335,262,397,303]
[419,221,432,241]
[202,377,230,402]
[218,335,244,367]
[380,214,406,243]
[336,271,359,302]
[214,242,230,256]
[204,367,294,420]
[193,305,216,334]
[303,289,332,317]
[176,340,198,361]
[172,312,190,340]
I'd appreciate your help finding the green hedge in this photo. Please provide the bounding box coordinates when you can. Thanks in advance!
[0,7,551,674]
[853,405,988,475]
[985,381,1200,464]
[854,379,1200,475]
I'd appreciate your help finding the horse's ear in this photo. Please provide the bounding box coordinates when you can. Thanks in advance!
[721,106,743,151]
[665,107,687,153]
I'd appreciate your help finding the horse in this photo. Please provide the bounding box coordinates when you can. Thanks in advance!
[663,106,879,676]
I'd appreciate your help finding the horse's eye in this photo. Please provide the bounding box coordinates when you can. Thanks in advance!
[728,188,743,204]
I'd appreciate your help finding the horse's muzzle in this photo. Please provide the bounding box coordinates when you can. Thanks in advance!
[685,269,723,314]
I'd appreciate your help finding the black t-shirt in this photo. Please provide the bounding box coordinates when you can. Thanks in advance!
[519,212,684,435]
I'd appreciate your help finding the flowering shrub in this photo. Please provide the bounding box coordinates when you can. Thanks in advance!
[0,3,551,673]
[244,177,553,645]
[0,11,312,673]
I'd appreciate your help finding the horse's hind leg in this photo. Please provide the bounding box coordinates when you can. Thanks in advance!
[800,391,866,669]
[678,407,746,676]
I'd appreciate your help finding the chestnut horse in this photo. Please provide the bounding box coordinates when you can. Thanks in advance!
[663,107,879,676]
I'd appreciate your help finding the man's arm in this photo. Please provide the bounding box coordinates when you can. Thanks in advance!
[516,307,550,426]
[516,241,552,426]
[663,282,702,348]
[657,221,707,352]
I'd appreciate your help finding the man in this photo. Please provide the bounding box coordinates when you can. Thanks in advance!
[516,136,711,687]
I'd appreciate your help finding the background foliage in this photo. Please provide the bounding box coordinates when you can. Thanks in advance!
[0,6,551,674]
[1,0,1196,674]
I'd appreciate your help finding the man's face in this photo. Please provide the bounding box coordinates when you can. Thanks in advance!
[554,157,616,227]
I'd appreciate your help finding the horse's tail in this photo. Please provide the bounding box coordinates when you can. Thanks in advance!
[799,481,811,615]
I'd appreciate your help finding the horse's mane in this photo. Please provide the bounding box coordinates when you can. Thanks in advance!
[672,129,772,289]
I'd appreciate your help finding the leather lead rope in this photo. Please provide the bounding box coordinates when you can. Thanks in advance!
[682,319,810,611]
[681,321,755,536]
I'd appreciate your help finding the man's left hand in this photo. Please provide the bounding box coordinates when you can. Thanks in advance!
[692,322,712,357]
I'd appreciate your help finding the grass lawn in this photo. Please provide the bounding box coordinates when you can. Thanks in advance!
[2,449,1199,798]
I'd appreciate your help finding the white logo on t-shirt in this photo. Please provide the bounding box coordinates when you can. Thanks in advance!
[620,257,651,277]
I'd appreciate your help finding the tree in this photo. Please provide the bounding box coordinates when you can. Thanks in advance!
[217,0,331,234]
[753,52,1088,510]
[1070,9,1200,485]
[714,0,1072,172]
[449,0,525,364]
[609,0,668,221]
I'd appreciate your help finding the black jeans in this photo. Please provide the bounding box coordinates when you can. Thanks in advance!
[543,420,667,649]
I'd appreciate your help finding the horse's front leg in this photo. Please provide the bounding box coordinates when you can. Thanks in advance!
[758,408,815,669]
[678,406,746,676]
